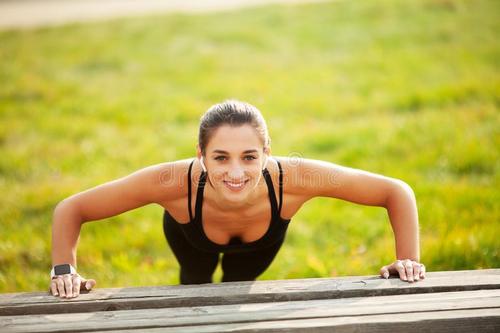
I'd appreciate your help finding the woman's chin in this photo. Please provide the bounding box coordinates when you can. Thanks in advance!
[221,189,247,202]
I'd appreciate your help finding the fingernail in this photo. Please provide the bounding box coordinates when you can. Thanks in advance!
[383,272,389,279]
[86,282,91,289]
[415,275,419,280]
[403,276,407,281]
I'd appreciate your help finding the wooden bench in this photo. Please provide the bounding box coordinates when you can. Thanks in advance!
[1,269,499,332]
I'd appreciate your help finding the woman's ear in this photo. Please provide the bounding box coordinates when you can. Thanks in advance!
[196,144,202,159]
[196,144,207,172]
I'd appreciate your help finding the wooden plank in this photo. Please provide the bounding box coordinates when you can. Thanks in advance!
[99,309,500,333]
[1,269,499,316]
[2,306,499,333]
[1,290,499,333]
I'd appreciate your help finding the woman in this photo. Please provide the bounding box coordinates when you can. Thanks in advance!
[50,100,425,298]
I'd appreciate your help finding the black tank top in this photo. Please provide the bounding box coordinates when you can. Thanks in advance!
[163,158,291,253]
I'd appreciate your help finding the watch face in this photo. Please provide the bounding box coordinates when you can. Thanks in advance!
[54,264,71,275]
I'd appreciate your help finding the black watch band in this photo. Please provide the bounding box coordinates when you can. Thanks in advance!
[50,264,77,279]
[54,264,72,275]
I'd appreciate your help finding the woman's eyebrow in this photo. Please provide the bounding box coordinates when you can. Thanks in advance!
[212,149,259,154]
[212,150,229,155]
[242,149,259,154]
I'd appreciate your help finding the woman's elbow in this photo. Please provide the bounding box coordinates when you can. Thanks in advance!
[385,179,416,208]
[53,198,84,224]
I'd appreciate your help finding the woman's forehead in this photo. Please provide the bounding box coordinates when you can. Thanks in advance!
[209,124,261,142]
[207,125,263,153]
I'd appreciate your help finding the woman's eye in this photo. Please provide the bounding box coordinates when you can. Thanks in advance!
[214,156,256,161]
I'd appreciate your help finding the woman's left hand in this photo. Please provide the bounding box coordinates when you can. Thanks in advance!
[379,259,426,282]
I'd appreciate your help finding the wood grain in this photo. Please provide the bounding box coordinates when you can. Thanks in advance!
[0,269,498,333]
[1,269,498,316]
[1,290,499,333]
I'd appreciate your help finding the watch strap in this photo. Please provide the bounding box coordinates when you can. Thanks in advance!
[50,264,77,279]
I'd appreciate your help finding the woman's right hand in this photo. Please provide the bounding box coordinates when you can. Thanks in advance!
[50,273,96,298]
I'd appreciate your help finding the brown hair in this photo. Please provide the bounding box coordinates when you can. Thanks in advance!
[198,100,271,155]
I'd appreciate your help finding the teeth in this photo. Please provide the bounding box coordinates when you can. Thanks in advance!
[225,181,246,188]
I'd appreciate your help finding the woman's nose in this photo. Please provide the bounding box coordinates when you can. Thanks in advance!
[227,164,245,179]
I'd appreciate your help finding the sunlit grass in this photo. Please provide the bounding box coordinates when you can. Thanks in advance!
[0,0,498,292]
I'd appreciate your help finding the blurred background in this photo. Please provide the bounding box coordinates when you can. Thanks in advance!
[0,0,498,293]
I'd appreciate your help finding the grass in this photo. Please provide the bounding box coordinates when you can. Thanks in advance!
[0,0,498,292]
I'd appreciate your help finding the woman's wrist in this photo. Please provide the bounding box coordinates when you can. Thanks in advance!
[50,264,77,279]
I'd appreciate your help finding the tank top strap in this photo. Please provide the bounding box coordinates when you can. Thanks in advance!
[194,169,208,221]
[187,159,195,221]
[262,167,279,219]
[276,158,284,215]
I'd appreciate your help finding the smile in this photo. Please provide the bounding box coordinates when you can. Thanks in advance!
[223,180,249,191]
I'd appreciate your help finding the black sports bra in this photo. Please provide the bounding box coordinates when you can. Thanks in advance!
[163,158,291,253]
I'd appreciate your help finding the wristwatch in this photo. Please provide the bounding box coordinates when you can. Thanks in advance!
[50,264,77,279]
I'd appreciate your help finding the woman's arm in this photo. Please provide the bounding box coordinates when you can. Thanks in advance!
[281,157,424,282]
[385,182,419,262]
[50,160,187,298]
[380,181,425,283]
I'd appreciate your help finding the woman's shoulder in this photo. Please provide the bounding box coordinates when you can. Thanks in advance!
[272,155,348,196]
[274,155,406,205]
[274,155,346,176]
[137,158,200,202]
[269,155,313,195]
[148,158,194,177]
[57,158,199,222]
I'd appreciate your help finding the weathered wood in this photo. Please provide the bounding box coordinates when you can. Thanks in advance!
[2,307,499,332]
[0,270,498,333]
[1,269,498,316]
[98,309,500,333]
[1,290,499,333]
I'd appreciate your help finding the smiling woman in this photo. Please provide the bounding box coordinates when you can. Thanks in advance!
[49,100,425,299]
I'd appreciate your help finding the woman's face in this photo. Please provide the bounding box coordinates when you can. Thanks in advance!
[200,124,268,204]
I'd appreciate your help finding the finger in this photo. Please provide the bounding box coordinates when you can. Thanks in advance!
[404,260,414,282]
[50,279,59,296]
[395,261,406,281]
[413,263,421,281]
[55,277,66,298]
[420,264,426,279]
[80,278,96,291]
[63,274,73,298]
[379,265,389,279]
[84,279,96,291]
[72,275,81,298]
[395,260,407,281]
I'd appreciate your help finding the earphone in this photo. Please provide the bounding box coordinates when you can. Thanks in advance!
[200,156,207,172]
[262,154,268,170]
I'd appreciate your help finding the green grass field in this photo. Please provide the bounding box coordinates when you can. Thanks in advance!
[0,0,498,292]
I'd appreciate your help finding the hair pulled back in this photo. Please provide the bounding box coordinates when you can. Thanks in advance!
[198,100,270,155]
